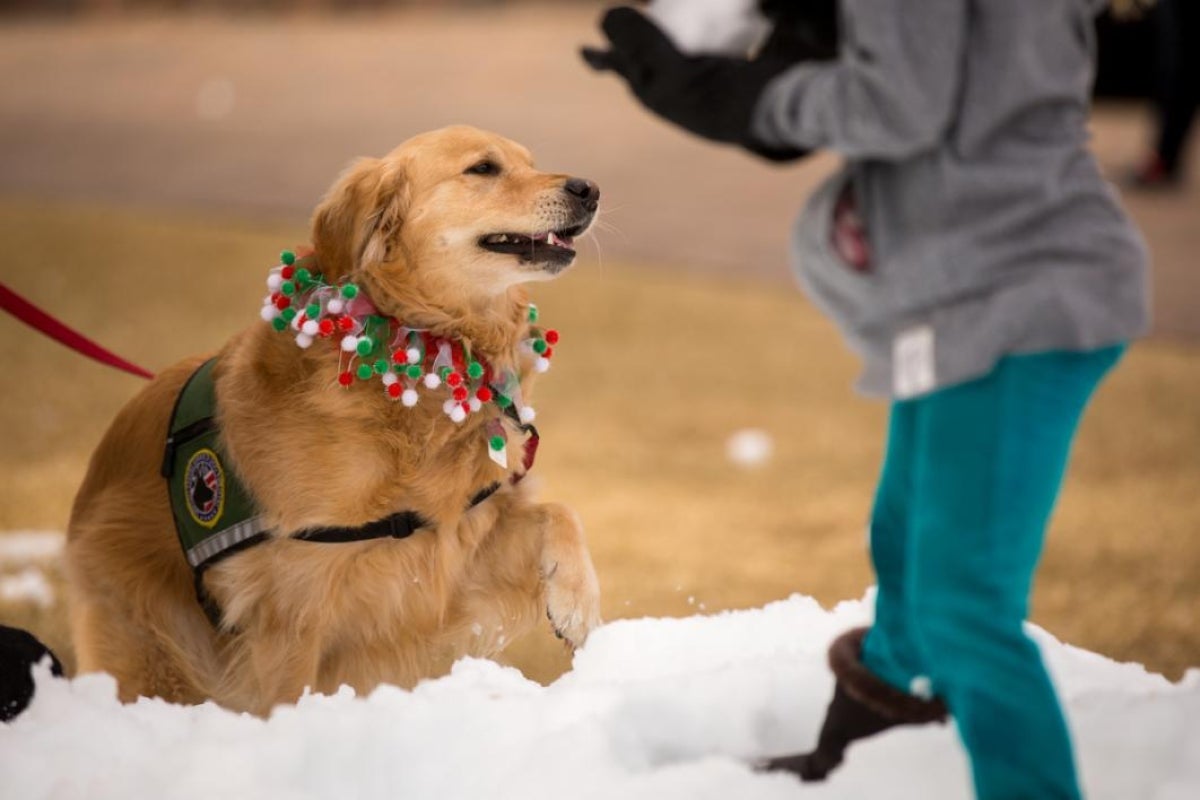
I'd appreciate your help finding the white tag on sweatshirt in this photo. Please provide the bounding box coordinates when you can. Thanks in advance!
[893,325,936,398]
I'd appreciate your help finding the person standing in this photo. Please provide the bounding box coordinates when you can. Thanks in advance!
[1131,0,1199,187]
[583,1,1148,797]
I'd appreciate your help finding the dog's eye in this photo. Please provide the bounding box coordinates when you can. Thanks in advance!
[464,160,500,177]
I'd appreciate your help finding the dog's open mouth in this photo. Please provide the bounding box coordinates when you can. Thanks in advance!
[478,224,586,266]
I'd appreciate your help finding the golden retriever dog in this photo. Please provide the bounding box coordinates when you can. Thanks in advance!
[65,125,603,715]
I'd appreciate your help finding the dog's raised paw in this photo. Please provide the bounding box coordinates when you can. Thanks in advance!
[544,560,601,650]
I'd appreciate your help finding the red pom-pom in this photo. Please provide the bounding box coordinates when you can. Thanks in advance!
[447,372,463,388]
[337,316,355,332]
[543,347,553,359]
[452,386,469,402]
[387,383,402,398]
[545,329,560,345]
[460,402,471,412]
[318,319,334,336]
[274,295,291,310]
[393,349,409,364]
[476,387,493,402]
[281,265,295,280]
[337,371,353,387]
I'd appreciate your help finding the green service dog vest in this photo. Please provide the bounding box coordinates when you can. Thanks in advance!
[161,359,269,623]
[161,359,531,628]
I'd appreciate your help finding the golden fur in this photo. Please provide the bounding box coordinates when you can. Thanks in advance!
[65,126,602,715]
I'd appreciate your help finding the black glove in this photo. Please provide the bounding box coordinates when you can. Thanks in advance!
[581,5,836,162]
[758,0,840,63]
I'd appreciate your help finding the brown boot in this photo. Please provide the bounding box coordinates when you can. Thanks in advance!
[764,627,948,782]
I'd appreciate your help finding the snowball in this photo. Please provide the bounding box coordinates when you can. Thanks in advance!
[645,0,770,56]
[726,428,774,468]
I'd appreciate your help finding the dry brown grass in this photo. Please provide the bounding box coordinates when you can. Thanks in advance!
[1,200,1197,687]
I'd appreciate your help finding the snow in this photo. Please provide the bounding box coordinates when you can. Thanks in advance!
[2,594,1197,800]
[726,428,775,467]
[0,567,54,608]
[0,530,65,565]
[645,0,769,56]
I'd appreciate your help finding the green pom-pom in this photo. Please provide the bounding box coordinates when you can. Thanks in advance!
[467,361,484,379]
[531,339,548,355]
[281,307,297,322]
[489,435,505,452]
[305,302,321,318]
[439,366,453,380]
[271,317,287,332]
[341,283,359,300]
[406,364,423,380]
[296,267,311,284]
[281,281,296,296]
[494,393,512,408]
[373,359,388,375]
[356,337,373,357]
[356,364,373,380]
[280,250,295,266]
[527,304,539,323]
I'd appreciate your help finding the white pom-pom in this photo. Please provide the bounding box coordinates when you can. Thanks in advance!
[301,320,319,336]
[295,333,314,349]
[381,371,399,387]
[407,347,422,364]
[443,399,458,415]
[267,273,283,291]
[423,373,441,389]
[449,405,467,424]
[326,298,345,315]
[260,305,279,322]
[518,406,536,424]
[468,397,482,412]
[341,335,358,353]
[534,357,551,373]
[401,389,419,407]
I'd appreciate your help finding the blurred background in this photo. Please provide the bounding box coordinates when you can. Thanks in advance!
[0,0,1196,685]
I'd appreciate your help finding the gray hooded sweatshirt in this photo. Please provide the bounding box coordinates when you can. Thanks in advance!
[752,0,1149,398]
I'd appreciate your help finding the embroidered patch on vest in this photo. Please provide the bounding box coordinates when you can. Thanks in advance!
[184,448,226,529]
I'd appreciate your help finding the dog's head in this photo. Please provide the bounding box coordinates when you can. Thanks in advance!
[311,125,598,316]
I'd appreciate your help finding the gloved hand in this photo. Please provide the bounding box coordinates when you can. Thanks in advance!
[581,4,835,161]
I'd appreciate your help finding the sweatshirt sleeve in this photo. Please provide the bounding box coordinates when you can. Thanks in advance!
[752,0,967,161]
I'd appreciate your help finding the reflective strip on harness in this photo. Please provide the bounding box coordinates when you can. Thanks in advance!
[185,515,269,568]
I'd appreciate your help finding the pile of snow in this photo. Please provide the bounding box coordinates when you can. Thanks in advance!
[0,530,64,608]
[726,428,775,468]
[0,530,65,565]
[2,594,1197,799]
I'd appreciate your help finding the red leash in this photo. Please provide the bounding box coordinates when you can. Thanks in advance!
[0,282,155,380]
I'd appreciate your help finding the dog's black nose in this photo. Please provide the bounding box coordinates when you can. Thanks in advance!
[564,177,600,212]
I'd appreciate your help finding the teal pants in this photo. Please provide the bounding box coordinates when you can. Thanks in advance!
[861,345,1124,800]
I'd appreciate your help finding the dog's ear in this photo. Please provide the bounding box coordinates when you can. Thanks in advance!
[310,157,409,282]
